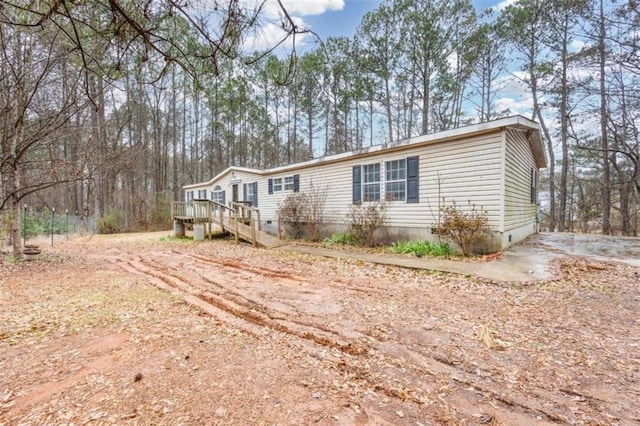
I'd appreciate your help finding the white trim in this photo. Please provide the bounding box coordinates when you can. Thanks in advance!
[499,129,506,233]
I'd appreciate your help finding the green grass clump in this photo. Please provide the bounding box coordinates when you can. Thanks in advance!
[323,232,359,246]
[158,235,191,242]
[390,240,453,257]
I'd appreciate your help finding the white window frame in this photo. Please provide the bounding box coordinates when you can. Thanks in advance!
[385,159,406,201]
[212,185,224,204]
[284,176,294,191]
[245,182,258,206]
[362,163,381,202]
[273,177,283,192]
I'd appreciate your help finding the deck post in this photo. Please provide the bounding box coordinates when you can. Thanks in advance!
[219,205,224,231]
[208,202,212,239]
[256,210,261,231]
[251,217,257,246]
[234,210,239,244]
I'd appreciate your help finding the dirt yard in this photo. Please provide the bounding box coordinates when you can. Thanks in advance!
[1,232,639,425]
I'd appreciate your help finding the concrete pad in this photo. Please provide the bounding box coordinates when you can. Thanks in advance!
[537,232,640,267]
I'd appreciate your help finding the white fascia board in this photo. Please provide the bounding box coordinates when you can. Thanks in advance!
[182,166,264,190]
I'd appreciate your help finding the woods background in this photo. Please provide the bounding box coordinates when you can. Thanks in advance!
[1,0,639,252]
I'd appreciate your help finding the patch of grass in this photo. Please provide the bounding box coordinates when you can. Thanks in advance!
[322,232,359,246]
[429,241,454,257]
[159,235,191,242]
[390,240,453,257]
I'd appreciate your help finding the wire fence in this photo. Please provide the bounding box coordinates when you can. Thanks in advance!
[21,209,97,245]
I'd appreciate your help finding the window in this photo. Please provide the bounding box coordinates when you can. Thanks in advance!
[272,178,283,192]
[197,189,207,199]
[284,176,294,191]
[353,157,418,204]
[212,185,225,205]
[244,182,258,207]
[385,159,406,201]
[186,191,194,202]
[362,163,381,202]
[268,174,300,194]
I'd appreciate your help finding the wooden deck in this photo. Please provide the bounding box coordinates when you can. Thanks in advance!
[172,200,285,248]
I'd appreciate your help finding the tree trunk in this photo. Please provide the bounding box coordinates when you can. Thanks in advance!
[531,63,556,232]
[558,18,570,231]
[599,0,611,235]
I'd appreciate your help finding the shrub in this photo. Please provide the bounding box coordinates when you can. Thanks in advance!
[149,196,172,231]
[435,200,490,256]
[277,183,327,241]
[278,192,308,239]
[302,183,327,242]
[347,201,389,247]
[323,232,359,246]
[97,209,124,234]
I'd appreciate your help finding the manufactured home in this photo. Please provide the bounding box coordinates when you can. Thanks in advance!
[178,115,546,252]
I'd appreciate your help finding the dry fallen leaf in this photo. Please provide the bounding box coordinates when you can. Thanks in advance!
[477,324,511,350]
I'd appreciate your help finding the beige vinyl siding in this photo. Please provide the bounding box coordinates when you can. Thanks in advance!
[258,131,503,230]
[259,166,351,224]
[504,129,537,230]
[416,133,503,229]
[184,169,262,204]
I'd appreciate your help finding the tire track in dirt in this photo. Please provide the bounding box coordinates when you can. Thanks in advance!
[120,255,367,355]
[110,251,445,412]
[108,247,585,424]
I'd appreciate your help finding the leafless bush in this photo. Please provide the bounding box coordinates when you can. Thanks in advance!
[347,201,389,247]
[302,183,327,241]
[277,183,327,241]
[435,199,490,256]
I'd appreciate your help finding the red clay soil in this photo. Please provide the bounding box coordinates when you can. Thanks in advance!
[1,232,638,425]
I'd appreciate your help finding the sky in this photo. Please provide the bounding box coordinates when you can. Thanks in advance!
[265,0,535,119]
[244,0,586,137]
[295,0,510,40]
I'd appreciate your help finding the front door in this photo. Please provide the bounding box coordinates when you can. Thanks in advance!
[232,184,238,203]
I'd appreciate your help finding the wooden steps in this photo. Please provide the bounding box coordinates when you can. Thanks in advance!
[220,217,287,249]
[172,200,285,249]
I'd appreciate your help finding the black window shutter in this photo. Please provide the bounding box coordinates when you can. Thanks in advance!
[222,190,226,206]
[253,182,258,207]
[530,168,536,204]
[268,178,273,194]
[352,166,362,204]
[293,174,300,192]
[407,156,419,203]
[243,183,247,201]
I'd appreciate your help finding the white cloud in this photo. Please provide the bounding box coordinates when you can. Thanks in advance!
[244,17,313,52]
[238,0,339,54]
[495,0,518,10]
[252,0,344,18]
[276,0,344,16]
[495,95,533,116]
[569,39,586,52]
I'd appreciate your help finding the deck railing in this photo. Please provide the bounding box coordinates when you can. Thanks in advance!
[171,200,262,246]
